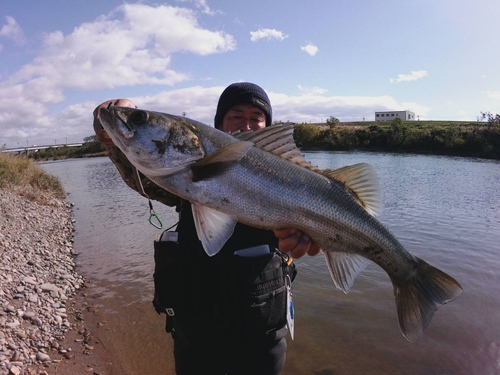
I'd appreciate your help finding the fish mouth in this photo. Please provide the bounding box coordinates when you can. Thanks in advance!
[99,106,135,141]
[93,109,115,148]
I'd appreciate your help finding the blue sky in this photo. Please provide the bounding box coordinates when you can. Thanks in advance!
[1,0,499,147]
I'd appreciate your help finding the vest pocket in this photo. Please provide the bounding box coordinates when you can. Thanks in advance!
[231,251,290,336]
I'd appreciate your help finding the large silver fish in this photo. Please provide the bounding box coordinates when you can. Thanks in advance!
[99,106,462,342]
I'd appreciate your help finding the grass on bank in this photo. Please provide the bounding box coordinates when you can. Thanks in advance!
[0,152,65,204]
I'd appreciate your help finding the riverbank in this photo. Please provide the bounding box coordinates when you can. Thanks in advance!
[293,119,500,160]
[0,188,115,375]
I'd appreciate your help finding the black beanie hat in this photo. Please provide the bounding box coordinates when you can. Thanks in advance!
[214,82,272,129]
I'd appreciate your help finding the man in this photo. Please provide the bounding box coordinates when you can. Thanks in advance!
[93,82,320,375]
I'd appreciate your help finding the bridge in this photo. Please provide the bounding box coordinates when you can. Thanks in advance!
[1,143,83,154]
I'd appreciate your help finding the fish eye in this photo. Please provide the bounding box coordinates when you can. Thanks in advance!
[129,110,149,125]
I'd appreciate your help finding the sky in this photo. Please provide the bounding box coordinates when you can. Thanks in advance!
[1,0,499,148]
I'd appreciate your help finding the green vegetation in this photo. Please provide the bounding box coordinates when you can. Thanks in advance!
[29,135,106,161]
[293,114,500,160]
[0,152,65,203]
[0,134,104,203]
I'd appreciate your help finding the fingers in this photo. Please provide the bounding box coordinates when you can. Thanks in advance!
[274,228,322,259]
[93,99,137,118]
[306,242,322,256]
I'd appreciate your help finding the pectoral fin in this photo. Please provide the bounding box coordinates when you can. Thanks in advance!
[191,202,237,256]
[191,141,253,182]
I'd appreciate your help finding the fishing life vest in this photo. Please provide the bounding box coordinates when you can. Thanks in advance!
[152,202,296,336]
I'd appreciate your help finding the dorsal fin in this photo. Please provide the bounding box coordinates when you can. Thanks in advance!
[323,163,383,216]
[233,125,316,170]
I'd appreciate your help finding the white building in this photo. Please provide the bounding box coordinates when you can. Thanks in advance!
[375,110,415,121]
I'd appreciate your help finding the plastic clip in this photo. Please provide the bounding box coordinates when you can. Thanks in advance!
[148,200,163,229]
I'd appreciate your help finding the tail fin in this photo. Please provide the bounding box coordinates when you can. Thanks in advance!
[393,257,463,342]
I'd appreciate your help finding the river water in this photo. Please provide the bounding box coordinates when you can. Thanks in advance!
[41,151,500,375]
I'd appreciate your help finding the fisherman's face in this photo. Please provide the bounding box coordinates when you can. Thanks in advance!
[222,103,266,133]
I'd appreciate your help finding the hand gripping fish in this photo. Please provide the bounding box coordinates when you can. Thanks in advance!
[99,106,462,342]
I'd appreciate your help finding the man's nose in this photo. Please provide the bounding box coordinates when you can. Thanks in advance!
[241,119,252,131]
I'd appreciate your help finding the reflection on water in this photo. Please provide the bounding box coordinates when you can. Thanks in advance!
[41,158,178,291]
[41,153,500,375]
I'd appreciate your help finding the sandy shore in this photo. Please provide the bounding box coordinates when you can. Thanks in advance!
[0,189,118,375]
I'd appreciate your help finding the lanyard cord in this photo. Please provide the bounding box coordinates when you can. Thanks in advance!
[133,166,163,229]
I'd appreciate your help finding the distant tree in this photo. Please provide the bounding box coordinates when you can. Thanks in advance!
[390,117,404,128]
[481,112,500,126]
[326,116,340,127]
[83,135,99,143]
[389,117,407,145]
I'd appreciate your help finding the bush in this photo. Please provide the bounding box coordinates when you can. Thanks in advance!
[0,153,65,203]
[294,124,322,147]
[326,116,340,127]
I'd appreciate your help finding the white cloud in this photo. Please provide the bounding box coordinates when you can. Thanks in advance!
[133,89,430,126]
[6,4,236,94]
[269,92,428,123]
[0,4,237,146]
[301,43,318,56]
[400,102,430,117]
[133,85,224,122]
[0,16,26,45]
[136,87,423,126]
[297,85,328,95]
[233,18,244,26]
[389,70,428,84]
[133,86,430,126]
[484,90,500,100]
[457,110,472,121]
[250,28,288,42]
[175,0,221,15]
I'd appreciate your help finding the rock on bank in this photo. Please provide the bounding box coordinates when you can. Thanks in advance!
[0,189,86,375]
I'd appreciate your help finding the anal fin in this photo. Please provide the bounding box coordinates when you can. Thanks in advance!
[323,251,370,293]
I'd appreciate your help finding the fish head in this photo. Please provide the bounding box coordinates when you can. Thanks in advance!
[99,106,205,176]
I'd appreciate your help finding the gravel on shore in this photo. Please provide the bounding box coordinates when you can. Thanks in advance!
[0,189,108,375]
